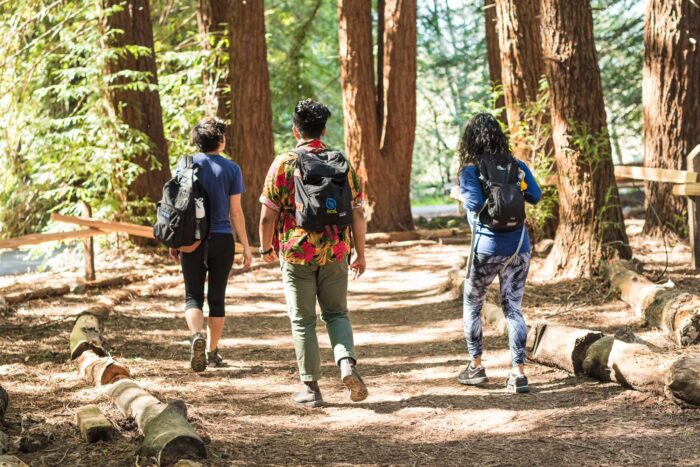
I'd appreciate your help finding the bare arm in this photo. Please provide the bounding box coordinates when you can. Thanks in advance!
[350,206,367,279]
[229,194,253,268]
[258,204,279,263]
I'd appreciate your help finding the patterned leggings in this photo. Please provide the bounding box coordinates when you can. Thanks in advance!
[463,253,530,366]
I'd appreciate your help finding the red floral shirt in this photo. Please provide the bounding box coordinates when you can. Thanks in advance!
[259,139,364,265]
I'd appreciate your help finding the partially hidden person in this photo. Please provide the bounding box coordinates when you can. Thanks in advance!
[456,112,542,394]
[258,99,369,407]
[169,117,253,372]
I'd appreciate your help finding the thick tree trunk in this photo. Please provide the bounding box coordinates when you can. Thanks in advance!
[228,0,275,243]
[495,0,558,239]
[642,0,700,237]
[604,260,700,346]
[539,1,631,278]
[484,0,506,124]
[103,0,171,206]
[197,0,229,119]
[108,379,206,465]
[338,0,416,232]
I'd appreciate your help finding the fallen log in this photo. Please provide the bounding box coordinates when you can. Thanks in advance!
[365,228,469,246]
[70,313,107,360]
[529,323,700,407]
[1,285,70,306]
[75,405,114,443]
[605,260,700,346]
[107,379,206,465]
[76,350,131,386]
[0,455,28,466]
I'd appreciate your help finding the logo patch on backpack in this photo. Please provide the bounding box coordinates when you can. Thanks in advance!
[326,197,337,213]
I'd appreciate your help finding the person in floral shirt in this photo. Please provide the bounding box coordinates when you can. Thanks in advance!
[258,99,368,408]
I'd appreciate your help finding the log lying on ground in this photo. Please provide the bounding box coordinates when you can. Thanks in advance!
[0,455,29,466]
[70,312,107,360]
[75,405,114,443]
[605,260,700,346]
[107,379,206,465]
[1,285,70,306]
[366,228,469,246]
[528,322,700,407]
[76,350,131,386]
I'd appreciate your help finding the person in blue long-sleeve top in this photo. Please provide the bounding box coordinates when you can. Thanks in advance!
[456,113,542,394]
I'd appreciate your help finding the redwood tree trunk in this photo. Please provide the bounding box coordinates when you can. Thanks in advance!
[228,0,275,243]
[338,0,416,232]
[103,0,170,207]
[642,0,700,237]
[197,0,229,119]
[495,0,557,239]
[540,0,631,278]
[484,0,506,124]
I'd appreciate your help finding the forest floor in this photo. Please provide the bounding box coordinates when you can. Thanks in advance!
[1,219,700,466]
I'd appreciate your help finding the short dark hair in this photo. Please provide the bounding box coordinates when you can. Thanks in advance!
[191,117,227,153]
[457,112,510,167]
[293,99,331,139]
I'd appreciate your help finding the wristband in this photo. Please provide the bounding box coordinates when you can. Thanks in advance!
[259,246,274,255]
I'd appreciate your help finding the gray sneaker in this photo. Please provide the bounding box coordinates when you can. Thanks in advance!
[207,348,228,368]
[190,332,207,372]
[506,372,530,394]
[457,363,489,385]
[292,382,324,408]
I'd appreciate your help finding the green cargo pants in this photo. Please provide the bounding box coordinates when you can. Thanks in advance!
[281,258,356,382]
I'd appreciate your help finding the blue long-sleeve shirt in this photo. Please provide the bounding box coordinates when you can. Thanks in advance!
[459,160,542,256]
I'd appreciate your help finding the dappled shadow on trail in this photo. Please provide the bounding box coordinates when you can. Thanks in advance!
[3,242,700,466]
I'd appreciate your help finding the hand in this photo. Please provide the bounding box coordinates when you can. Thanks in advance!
[350,253,366,279]
[168,248,180,263]
[243,247,253,270]
[262,249,278,264]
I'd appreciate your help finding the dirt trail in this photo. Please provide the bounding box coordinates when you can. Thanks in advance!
[1,235,700,466]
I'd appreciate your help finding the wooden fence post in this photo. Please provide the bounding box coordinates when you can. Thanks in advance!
[80,202,96,281]
[689,146,700,270]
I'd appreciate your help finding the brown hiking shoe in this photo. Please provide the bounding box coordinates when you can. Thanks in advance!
[340,358,368,402]
[292,382,324,408]
[190,332,207,372]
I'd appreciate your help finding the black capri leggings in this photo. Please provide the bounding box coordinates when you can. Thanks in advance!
[180,233,235,317]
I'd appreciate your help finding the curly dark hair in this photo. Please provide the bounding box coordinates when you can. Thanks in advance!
[293,99,331,138]
[191,117,227,153]
[457,112,510,168]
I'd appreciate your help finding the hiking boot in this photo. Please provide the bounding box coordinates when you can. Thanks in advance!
[190,332,207,373]
[207,348,228,368]
[340,358,368,402]
[292,382,324,408]
[506,372,530,394]
[457,363,489,385]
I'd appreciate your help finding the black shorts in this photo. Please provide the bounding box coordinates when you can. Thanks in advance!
[180,233,235,317]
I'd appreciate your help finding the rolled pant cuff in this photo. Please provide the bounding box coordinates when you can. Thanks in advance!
[300,374,320,382]
[334,352,356,365]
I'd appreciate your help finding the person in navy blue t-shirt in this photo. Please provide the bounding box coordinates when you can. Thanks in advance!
[455,113,542,394]
[169,117,253,372]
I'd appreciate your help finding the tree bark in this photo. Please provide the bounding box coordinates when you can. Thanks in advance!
[338,0,416,232]
[102,0,171,206]
[604,260,700,346]
[77,350,131,386]
[197,0,229,119]
[484,0,506,124]
[642,0,700,237]
[539,0,631,278]
[70,313,108,360]
[228,0,275,243]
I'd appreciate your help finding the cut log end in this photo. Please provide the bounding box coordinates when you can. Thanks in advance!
[666,356,700,407]
[69,313,106,360]
[75,405,114,443]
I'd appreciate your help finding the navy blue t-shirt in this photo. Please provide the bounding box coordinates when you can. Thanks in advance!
[459,160,542,256]
[179,154,245,235]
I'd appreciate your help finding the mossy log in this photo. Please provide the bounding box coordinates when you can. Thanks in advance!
[605,260,700,346]
[75,405,114,443]
[69,312,107,360]
[76,350,131,386]
[107,379,206,466]
[0,385,8,422]
[526,322,603,375]
[532,323,700,407]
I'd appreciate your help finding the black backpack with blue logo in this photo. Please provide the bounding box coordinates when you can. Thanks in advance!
[292,148,353,232]
[477,153,526,231]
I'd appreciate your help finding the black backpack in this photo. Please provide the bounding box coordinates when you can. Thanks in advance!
[292,148,353,232]
[477,153,526,231]
[153,156,209,248]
